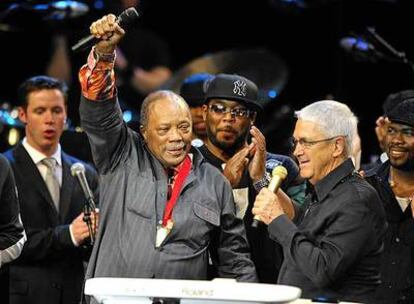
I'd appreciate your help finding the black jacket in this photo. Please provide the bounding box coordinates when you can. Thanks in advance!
[366,161,414,304]
[270,159,387,303]
[0,154,26,302]
[4,144,99,304]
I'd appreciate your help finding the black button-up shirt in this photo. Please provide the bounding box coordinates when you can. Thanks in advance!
[366,161,414,304]
[269,158,387,303]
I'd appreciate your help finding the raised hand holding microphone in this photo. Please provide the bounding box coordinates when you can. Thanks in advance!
[72,7,138,52]
[252,165,288,227]
[86,12,126,54]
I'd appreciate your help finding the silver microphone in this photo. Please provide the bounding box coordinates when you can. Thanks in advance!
[71,162,95,209]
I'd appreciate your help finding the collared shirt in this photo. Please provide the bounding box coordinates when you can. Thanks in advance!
[22,138,62,186]
[22,138,79,246]
[269,158,387,303]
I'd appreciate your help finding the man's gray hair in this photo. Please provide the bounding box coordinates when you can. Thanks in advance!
[295,100,358,157]
[140,90,189,128]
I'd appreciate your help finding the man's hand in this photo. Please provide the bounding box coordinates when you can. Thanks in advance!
[223,145,252,187]
[248,126,267,183]
[252,188,285,225]
[90,14,125,54]
[70,211,99,245]
[375,116,389,152]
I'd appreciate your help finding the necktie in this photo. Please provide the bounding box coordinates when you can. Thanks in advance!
[42,158,60,211]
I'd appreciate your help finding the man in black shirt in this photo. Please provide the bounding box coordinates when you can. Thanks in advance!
[253,100,387,303]
[366,98,414,303]
[199,73,305,283]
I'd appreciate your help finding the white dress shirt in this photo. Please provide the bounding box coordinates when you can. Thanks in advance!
[22,138,79,246]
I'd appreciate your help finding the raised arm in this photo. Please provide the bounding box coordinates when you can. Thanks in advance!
[78,15,134,174]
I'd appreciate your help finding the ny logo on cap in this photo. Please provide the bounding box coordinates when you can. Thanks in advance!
[233,80,247,97]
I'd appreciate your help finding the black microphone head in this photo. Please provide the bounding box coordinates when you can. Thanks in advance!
[118,7,140,29]
[71,162,85,176]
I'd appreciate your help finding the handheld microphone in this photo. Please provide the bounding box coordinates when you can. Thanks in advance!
[252,165,288,228]
[71,7,140,52]
[71,162,97,245]
[70,162,96,210]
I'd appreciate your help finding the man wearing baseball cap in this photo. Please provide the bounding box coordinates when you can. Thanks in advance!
[365,98,414,303]
[199,73,305,283]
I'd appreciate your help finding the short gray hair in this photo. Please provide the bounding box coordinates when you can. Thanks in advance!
[295,100,358,157]
[140,90,189,128]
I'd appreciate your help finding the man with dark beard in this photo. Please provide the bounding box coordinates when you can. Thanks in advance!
[366,98,414,303]
[198,74,305,283]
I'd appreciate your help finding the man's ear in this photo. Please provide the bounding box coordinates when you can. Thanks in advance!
[202,104,208,121]
[18,107,27,124]
[140,125,147,142]
[332,136,346,158]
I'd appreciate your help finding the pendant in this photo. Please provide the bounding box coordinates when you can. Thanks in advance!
[155,220,174,248]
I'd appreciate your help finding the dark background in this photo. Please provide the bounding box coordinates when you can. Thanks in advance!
[1,0,414,163]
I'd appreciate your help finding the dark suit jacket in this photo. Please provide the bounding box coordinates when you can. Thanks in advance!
[0,154,26,303]
[4,143,99,304]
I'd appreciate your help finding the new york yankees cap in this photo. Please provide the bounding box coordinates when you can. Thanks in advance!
[205,73,261,111]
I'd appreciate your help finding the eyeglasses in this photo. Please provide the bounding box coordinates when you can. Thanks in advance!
[208,104,254,118]
[289,136,344,150]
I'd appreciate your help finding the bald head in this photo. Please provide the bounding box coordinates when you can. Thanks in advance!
[140,90,190,129]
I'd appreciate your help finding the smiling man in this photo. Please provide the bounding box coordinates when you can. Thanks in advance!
[78,14,257,298]
[365,98,414,303]
[198,73,304,283]
[252,100,386,303]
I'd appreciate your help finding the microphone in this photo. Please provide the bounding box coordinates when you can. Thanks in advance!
[252,165,288,228]
[70,162,96,210]
[71,7,140,52]
[71,162,97,245]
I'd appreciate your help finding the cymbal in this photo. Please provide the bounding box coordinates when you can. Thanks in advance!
[162,48,289,108]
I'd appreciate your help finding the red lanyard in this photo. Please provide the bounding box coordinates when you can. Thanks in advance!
[162,155,192,226]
